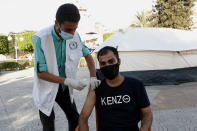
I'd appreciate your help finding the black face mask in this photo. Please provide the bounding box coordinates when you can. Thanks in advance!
[100,63,120,80]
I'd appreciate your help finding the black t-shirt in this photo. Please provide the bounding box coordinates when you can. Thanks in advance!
[95,76,150,131]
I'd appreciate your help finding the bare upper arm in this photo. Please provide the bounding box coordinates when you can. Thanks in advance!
[140,106,153,119]
[80,89,96,119]
[140,106,152,114]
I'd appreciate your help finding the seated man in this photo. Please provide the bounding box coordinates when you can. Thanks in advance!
[79,46,153,131]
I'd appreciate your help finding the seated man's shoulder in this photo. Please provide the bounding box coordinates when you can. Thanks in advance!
[95,79,106,91]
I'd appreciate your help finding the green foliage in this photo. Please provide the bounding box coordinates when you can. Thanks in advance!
[17,31,35,52]
[0,60,34,71]
[103,32,114,42]
[0,35,9,54]
[8,33,16,53]
[151,0,195,30]
[130,10,153,28]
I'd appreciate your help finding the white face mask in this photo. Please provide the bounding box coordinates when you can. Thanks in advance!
[60,30,74,40]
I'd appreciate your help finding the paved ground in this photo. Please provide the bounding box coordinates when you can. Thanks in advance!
[0,67,197,131]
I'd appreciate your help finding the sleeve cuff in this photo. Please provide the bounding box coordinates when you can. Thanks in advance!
[83,48,90,57]
[35,63,47,72]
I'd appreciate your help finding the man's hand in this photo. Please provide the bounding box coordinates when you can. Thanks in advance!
[89,77,101,90]
[64,78,87,91]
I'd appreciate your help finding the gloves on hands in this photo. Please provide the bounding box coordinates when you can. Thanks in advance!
[64,77,101,91]
[64,78,87,91]
[89,77,101,90]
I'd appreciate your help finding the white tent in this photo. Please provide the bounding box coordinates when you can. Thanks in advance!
[94,28,197,85]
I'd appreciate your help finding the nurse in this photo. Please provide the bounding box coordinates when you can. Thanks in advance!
[31,3,100,131]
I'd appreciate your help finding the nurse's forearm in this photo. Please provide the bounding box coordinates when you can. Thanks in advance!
[85,54,96,77]
[37,72,65,84]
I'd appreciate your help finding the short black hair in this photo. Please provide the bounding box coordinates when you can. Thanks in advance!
[97,46,119,61]
[56,3,80,25]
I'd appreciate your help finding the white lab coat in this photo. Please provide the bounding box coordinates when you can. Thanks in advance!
[32,25,82,116]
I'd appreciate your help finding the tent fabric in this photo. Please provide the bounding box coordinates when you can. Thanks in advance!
[95,50,197,71]
[94,28,197,52]
[94,28,197,70]
[117,50,197,71]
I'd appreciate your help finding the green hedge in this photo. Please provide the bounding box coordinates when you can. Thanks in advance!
[17,31,35,52]
[0,60,34,71]
[0,35,9,54]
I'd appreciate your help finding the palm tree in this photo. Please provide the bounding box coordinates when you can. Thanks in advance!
[130,10,153,28]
